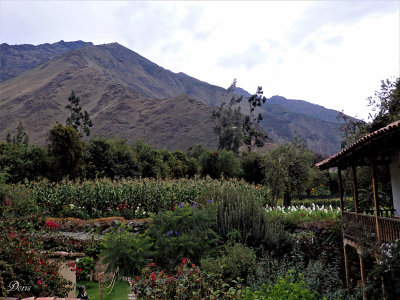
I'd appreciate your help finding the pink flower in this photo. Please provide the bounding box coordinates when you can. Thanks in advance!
[150,262,155,267]
[37,280,42,285]
[150,273,156,281]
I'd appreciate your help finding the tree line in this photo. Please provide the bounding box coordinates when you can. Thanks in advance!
[7,74,399,207]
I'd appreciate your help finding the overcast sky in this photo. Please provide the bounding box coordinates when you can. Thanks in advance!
[1,0,399,120]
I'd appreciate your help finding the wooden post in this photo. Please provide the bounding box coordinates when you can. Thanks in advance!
[343,244,351,287]
[359,254,367,300]
[99,272,104,300]
[352,165,359,215]
[370,160,382,243]
[338,168,344,212]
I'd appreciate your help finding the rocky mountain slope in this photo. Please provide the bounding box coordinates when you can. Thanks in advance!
[0,41,343,155]
[0,40,93,82]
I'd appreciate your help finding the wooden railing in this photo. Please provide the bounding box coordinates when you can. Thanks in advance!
[379,216,400,242]
[363,208,396,218]
[342,211,400,244]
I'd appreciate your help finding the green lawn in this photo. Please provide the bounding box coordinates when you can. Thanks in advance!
[77,280,130,300]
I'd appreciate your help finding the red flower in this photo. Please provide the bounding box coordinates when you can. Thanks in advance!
[37,280,42,285]
[136,276,140,280]
[150,273,156,281]
[302,213,305,218]
[150,262,155,267]
[45,221,60,230]
[181,258,187,264]
[73,241,78,245]
[192,263,195,267]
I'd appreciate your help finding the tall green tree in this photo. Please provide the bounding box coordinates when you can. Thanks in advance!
[336,111,367,149]
[337,77,399,148]
[65,90,93,137]
[212,79,268,153]
[5,121,29,145]
[243,86,267,150]
[212,79,243,154]
[265,139,313,206]
[368,77,400,132]
[0,142,47,183]
[47,123,84,180]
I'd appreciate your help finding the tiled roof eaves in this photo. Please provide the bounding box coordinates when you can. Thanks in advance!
[316,120,400,168]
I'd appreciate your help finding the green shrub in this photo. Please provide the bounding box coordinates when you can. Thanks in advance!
[240,152,266,184]
[369,240,400,299]
[76,256,94,282]
[201,243,256,282]
[146,201,219,269]
[244,270,322,300]
[246,252,300,290]
[215,185,292,251]
[302,258,346,300]
[216,150,241,178]
[101,224,153,276]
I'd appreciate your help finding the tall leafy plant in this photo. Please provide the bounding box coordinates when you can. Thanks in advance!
[101,224,153,277]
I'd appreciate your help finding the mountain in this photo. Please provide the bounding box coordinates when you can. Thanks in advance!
[0,44,218,150]
[259,103,340,156]
[268,95,340,124]
[0,41,344,155]
[0,40,93,82]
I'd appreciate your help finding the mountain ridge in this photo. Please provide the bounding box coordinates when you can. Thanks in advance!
[0,40,93,82]
[0,40,343,155]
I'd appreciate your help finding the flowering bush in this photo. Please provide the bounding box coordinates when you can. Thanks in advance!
[146,200,219,269]
[369,239,400,298]
[0,231,72,298]
[76,256,94,282]
[134,259,244,299]
[265,204,340,224]
[45,220,60,230]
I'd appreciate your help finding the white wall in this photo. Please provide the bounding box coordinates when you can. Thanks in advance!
[390,152,400,217]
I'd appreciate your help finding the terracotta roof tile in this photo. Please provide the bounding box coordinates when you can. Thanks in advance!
[316,120,400,168]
